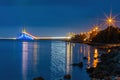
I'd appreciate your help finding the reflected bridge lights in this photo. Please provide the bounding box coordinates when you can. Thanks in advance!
[66,42,73,74]
[22,42,28,80]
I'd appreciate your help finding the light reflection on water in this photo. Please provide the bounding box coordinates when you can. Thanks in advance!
[33,42,38,69]
[93,49,99,68]
[21,41,99,80]
[87,46,91,68]
[66,42,71,74]
[50,41,66,80]
[0,40,105,80]
[22,42,40,80]
[22,42,28,80]
[66,42,74,75]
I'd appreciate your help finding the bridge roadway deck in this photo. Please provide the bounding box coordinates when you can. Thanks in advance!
[0,37,70,40]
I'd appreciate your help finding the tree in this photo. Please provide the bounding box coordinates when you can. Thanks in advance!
[92,26,120,43]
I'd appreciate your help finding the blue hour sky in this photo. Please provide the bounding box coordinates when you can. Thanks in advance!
[0,0,120,37]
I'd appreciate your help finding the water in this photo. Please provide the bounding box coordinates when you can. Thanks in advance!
[0,40,100,80]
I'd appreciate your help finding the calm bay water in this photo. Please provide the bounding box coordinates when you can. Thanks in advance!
[0,40,100,80]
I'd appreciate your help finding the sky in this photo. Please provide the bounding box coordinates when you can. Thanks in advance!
[0,0,120,37]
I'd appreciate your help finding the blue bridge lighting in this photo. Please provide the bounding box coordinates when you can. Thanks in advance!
[17,29,35,40]
[17,33,34,40]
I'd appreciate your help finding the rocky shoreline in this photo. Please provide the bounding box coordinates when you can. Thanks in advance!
[87,47,120,80]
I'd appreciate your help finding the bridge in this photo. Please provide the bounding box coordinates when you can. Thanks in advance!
[0,29,71,40]
[15,29,71,40]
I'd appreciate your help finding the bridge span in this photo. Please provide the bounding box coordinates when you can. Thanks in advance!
[35,37,71,40]
[0,37,71,40]
[0,29,71,40]
[16,29,71,40]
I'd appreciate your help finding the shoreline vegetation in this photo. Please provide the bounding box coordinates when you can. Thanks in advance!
[67,26,120,49]
[68,26,120,44]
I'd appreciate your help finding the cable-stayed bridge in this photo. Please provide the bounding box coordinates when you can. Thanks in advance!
[0,29,71,40]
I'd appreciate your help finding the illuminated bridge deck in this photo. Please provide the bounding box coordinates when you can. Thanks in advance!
[0,29,71,40]
[0,37,71,40]
[35,37,71,40]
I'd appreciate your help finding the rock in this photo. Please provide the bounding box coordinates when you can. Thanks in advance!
[104,76,112,80]
[33,77,44,80]
[87,48,120,79]
[90,71,110,79]
[94,57,97,60]
[86,67,95,73]
[115,76,120,80]
[64,74,71,79]
[72,62,83,68]
[72,63,79,66]
[83,57,88,60]
[78,62,83,68]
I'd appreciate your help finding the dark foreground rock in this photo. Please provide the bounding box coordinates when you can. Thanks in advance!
[72,62,83,68]
[87,49,120,79]
[64,74,71,79]
[33,77,44,80]
[86,67,95,73]
[83,56,88,60]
